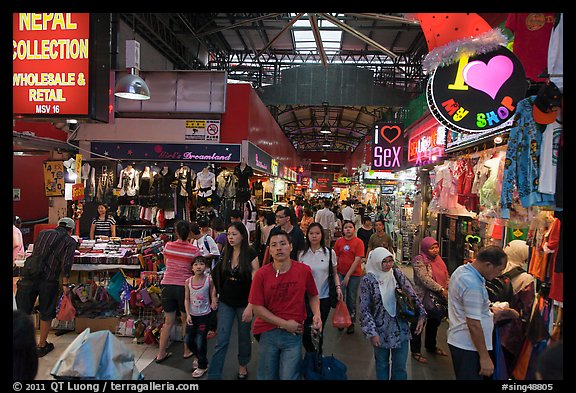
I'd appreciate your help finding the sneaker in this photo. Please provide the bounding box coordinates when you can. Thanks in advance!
[37,342,54,358]
[192,368,207,378]
[346,324,355,334]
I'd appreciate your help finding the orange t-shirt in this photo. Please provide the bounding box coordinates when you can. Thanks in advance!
[334,236,365,277]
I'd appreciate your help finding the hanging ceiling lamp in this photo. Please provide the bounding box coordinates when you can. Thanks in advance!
[115,40,150,100]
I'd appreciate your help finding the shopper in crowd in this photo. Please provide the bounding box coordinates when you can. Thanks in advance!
[356,216,375,257]
[208,221,260,380]
[268,206,305,261]
[13,221,26,310]
[13,309,38,380]
[353,205,365,230]
[410,236,450,364]
[295,200,304,222]
[299,207,314,236]
[314,199,335,246]
[331,206,344,246]
[535,340,563,380]
[230,209,248,233]
[497,240,535,375]
[334,220,365,334]
[15,217,78,357]
[367,218,394,256]
[211,216,227,254]
[380,202,394,237]
[447,245,518,380]
[155,221,202,363]
[192,216,221,339]
[89,203,116,239]
[360,247,426,380]
[366,205,376,225]
[184,256,217,378]
[298,222,342,352]
[258,212,276,265]
[249,229,321,380]
[341,200,355,222]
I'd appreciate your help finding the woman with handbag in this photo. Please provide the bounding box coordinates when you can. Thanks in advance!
[298,222,342,353]
[359,247,426,380]
[410,236,450,364]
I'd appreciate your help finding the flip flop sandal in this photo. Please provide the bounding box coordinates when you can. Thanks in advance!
[192,368,207,378]
[411,353,428,364]
[155,352,173,363]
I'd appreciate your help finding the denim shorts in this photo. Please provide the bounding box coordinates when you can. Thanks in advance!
[15,278,59,320]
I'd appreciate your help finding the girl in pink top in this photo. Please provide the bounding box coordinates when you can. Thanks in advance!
[156,221,202,363]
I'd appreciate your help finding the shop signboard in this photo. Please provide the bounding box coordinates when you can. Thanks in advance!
[13,13,111,122]
[408,124,446,166]
[427,46,527,150]
[271,159,279,177]
[90,142,241,162]
[371,122,406,170]
[247,142,272,174]
[184,119,220,142]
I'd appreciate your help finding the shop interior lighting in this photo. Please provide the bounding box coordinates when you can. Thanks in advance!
[115,40,151,100]
[321,158,328,162]
[494,135,503,144]
[322,140,331,147]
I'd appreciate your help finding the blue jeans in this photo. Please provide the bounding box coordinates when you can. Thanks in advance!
[373,340,409,380]
[256,328,302,380]
[207,302,252,380]
[338,273,361,323]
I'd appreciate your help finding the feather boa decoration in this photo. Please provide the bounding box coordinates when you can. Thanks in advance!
[423,28,509,74]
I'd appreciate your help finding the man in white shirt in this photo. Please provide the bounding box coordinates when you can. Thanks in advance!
[341,201,355,222]
[447,246,519,380]
[314,199,335,247]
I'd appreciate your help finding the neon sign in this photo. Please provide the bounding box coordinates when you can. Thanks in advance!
[371,122,405,170]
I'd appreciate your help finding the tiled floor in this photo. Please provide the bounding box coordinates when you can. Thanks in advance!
[33,265,456,380]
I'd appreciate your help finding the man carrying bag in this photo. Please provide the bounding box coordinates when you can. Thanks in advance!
[15,217,78,357]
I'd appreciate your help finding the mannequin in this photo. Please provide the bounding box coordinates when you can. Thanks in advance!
[174,163,194,220]
[139,166,156,195]
[196,164,216,207]
[117,163,139,197]
[234,159,253,204]
[154,163,175,195]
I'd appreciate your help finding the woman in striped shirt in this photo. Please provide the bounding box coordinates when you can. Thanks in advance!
[155,220,202,363]
[89,203,116,239]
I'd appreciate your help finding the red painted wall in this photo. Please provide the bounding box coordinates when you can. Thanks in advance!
[221,84,299,169]
[13,153,51,245]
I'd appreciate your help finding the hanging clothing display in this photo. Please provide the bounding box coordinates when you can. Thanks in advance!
[196,168,216,208]
[154,166,175,195]
[96,165,116,206]
[117,165,139,197]
[252,180,264,204]
[500,97,555,219]
[478,151,504,218]
[244,197,257,233]
[174,165,194,197]
[538,120,562,195]
[216,168,236,199]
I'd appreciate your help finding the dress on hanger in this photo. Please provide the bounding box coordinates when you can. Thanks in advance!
[139,167,155,195]
[154,166,175,195]
[117,166,139,197]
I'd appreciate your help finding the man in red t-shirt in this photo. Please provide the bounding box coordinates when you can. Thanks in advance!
[334,220,365,334]
[249,229,321,380]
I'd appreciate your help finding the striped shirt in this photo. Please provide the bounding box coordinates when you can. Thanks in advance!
[161,239,202,286]
[91,216,116,237]
[33,226,77,281]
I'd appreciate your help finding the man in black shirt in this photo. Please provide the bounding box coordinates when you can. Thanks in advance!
[15,217,78,357]
[267,206,305,261]
[356,215,375,256]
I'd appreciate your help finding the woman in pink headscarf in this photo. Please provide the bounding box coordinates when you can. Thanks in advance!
[409,236,450,363]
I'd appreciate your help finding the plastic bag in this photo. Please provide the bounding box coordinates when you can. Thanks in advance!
[56,293,76,321]
[50,329,143,380]
[332,299,352,329]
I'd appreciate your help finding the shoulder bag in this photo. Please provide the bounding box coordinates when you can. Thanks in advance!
[392,268,419,323]
[423,290,448,320]
[327,247,338,308]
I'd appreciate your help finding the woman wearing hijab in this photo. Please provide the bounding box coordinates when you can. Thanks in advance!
[410,236,450,363]
[359,247,426,380]
[498,240,534,375]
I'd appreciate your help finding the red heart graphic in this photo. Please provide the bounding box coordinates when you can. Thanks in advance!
[380,126,401,144]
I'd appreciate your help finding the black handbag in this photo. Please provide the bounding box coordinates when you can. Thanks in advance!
[393,268,419,323]
[423,290,448,320]
[327,247,338,308]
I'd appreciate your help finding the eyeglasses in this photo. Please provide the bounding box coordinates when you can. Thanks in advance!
[275,214,287,219]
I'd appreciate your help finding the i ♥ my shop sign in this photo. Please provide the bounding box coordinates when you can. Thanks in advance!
[371,122,405,170]
[427,46,527,134]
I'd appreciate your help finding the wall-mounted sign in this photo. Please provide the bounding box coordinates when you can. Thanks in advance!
[408,124,446,166]
[184,119,220,142]
[271,159,278,177]
[91,142,241,162]
[371,122,405,170]
[427,46,527,135]
[381,185,395,194]
[247,142,272,174]
[13,188,21,201]
[13,13,111,122]
[43,160,65,196]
